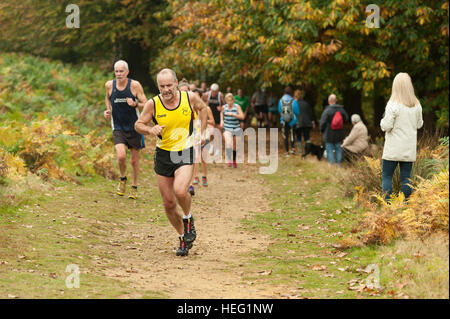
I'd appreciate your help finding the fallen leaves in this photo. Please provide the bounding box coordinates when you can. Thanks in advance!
[297,224,311,231]
[312,265,327,271]
[347,279,383,296]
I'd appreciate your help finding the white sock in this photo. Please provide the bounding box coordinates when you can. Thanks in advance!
[183,213,192,219]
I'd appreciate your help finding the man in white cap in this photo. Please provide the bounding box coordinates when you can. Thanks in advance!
[341,114,369,162]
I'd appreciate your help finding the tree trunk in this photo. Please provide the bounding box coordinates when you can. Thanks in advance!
[343,87,362,121]
[122,40,158,95]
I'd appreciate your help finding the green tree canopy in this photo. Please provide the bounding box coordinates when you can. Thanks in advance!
[155,0,448,128]
[0,0,169,90]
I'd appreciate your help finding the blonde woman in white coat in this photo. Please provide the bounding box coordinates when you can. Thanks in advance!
[380,72,423,201]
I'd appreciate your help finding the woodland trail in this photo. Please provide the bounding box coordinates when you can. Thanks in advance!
[78,154,289,298]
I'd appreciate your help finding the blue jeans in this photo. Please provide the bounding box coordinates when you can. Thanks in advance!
[325,143,342,164]
[382,160,413,200]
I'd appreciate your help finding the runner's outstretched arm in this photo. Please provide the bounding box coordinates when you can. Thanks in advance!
[189,91,208,145]
[104,81,112,119]
[135,99,165,136]
[126,81,147,110]
[235,105,245,121]
[132,81,148,111]
[206,107,215,126]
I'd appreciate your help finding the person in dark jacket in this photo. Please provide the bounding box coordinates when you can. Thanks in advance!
[319,94,349,165]
[294,89,316,156]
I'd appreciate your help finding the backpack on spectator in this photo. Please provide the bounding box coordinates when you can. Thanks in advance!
[331,111,343,130]
[281,99,294,123]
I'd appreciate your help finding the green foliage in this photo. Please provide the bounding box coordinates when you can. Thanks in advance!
[0,53,117,182]
[0,53,108,130]
[156,0,448,128]
[0,0,169,62]
[0,117,117,182]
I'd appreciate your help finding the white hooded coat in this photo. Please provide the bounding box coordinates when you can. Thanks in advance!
[380,101,423,162]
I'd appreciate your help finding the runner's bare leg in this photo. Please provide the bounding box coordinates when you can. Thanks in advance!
[174,165,194,217]
[157,175,183,235]
[130,148,139,186]
[115,144,127,177]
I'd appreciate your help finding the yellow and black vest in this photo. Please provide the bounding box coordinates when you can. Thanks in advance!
[152,90,194,151]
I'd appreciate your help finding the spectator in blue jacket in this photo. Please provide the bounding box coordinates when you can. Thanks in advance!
[278,86,300,156]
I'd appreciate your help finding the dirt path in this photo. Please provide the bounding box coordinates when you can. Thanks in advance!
[102,159,287,298]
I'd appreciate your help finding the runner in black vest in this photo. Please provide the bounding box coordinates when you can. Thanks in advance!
[104,60,147,199]
[206,84,224,125]
[202,83,224,156]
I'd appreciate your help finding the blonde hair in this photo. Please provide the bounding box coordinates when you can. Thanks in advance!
[225,93,234,102]
[389,72,419,107]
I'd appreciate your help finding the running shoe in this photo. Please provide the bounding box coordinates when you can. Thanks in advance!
[290,149,296,155]
[116,179,126,196]
[183,216,197,248]
[227,161,232,167]
[176,236,189,256]
[192,177,200,185]
[233,160,237,168]
[128,186,137,199]
[188,185,195,196]
[202,176,208,187]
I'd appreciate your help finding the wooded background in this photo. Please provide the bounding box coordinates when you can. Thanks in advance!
[0,0,448,132]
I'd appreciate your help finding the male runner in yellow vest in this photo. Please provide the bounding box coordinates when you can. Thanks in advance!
[135,68,208,256]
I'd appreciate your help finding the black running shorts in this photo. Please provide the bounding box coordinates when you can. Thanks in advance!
[255,104,268,114]
[113,130,144,150]
[154,147,195,177]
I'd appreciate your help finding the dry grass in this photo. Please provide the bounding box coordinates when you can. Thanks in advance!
[0,174,53,207]
[377,233,449,299]
[345,134,448,197]
[343,167,449,247]
[339,134,449,249]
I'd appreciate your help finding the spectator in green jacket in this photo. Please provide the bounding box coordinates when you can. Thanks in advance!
[234,88,251,129]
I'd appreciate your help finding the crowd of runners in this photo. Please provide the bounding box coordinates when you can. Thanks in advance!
[104,60,423,257]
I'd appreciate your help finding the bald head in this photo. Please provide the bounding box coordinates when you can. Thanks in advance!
[114,60,129,70]
[328,94,337,105]
[157,68,179,101]
[114,60,129,81]
[157,68,178,84]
